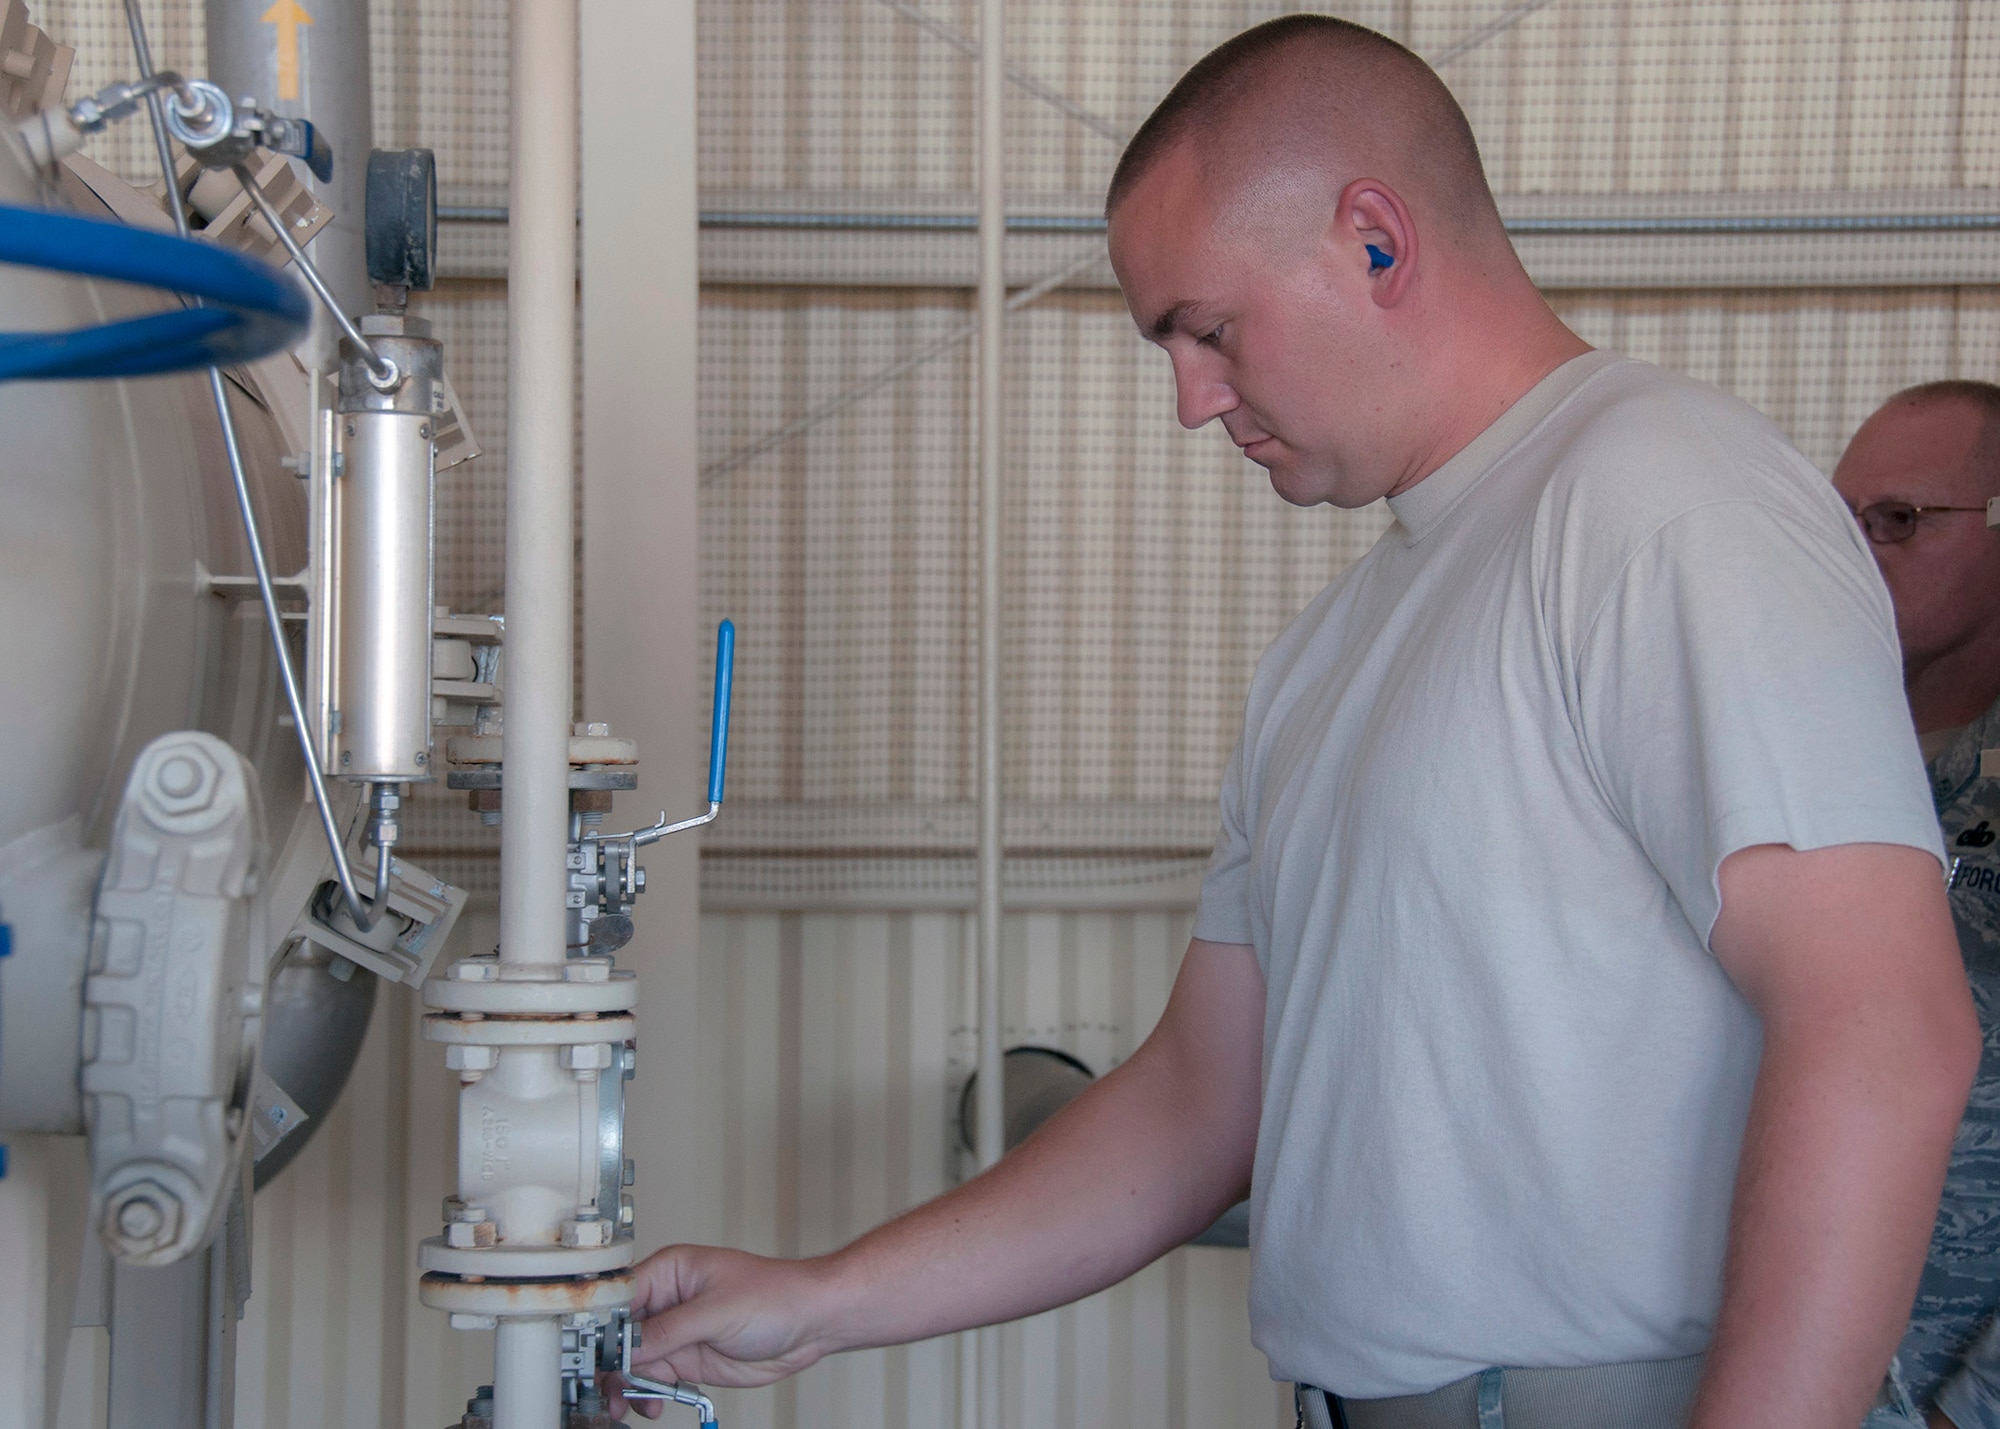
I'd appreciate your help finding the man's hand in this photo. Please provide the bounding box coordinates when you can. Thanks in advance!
[605,1247,842,1417]
[1690,842,1979,1429]
[616,939,1266,1407]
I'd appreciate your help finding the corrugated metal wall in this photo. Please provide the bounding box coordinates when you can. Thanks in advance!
[37,2,2000,1425]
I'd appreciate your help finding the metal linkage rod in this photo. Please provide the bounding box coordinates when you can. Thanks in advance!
[121,0,387,932]
[205,364,390,929]
[234,166,399,388]
[121,0,188,241]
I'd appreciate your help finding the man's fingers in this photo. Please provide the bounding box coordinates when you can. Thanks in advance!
[629,1244,718,1320]
[623,1243,830,1389]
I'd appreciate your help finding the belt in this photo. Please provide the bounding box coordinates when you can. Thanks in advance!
[1297,1356,1706,1429]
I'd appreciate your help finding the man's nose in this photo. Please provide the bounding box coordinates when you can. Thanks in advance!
[1171,353,1237,431]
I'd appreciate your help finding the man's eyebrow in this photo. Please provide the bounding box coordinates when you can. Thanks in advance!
[1148,301,1199,340]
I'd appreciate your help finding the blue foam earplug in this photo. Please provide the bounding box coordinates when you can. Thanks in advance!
[1367,244,1395,271]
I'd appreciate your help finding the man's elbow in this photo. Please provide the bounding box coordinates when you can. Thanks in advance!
[1892,950,1983,1139]
[1930,974,1983,1115]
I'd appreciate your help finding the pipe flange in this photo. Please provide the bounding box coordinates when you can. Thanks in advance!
[424,963,638,1015]
[417,1237,636,1278]
[423,1013,636,1046]
[444,734,639,766]
[418,1269,635,1317]
[444,769,639,792]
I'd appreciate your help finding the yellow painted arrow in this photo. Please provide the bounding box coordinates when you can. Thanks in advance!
[261,0,313,101]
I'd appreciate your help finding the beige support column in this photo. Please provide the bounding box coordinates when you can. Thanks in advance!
[579,0,714,1250]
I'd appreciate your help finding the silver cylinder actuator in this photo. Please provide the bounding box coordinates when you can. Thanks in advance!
[331,315,443,785]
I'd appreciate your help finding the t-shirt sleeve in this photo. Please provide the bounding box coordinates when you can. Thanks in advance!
[1572,496,1944,947]
[1193,723,1257,947]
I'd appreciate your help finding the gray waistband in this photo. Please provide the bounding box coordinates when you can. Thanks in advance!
[1300,1355,1705,1429]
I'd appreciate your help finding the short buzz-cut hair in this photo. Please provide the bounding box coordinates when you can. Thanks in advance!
[1105,14,1500,238]
[1891,378,2000,422]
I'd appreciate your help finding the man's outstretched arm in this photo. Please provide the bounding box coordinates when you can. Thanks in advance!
[1692,841,1980,1429]
[619,937,1265,1396]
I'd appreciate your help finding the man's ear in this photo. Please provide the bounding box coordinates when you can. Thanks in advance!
[1342,179,1418,306]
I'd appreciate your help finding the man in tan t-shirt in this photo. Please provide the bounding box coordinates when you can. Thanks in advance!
[610,21,1978,1429]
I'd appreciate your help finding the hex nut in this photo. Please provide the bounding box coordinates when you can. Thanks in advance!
[155,754,205,800]
[562,959,612,984]
[559,1042,613,1071]
[450,957,499,982]
[117,1198,162,1239]
[444,1044,499,1073]
[561,1215,612,1248]
[146,745,220,818]
[105,1181,183,1256]
[445,1218,499,1248]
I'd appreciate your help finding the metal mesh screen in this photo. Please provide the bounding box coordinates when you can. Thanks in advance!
[695,0,2000,908]
[28,0,2000,904]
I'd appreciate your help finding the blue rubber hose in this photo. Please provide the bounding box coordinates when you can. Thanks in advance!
[0,200,311,380]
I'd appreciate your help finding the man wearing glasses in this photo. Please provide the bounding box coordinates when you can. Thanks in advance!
[1837,381,2000,1429]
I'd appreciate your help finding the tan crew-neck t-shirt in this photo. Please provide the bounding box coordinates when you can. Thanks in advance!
[1196,350,1942,1398]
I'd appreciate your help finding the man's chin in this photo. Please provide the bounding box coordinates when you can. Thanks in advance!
[1261,458,1328,509]
[1262,458,1374,511]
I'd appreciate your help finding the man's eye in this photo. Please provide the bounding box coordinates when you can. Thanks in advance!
[1198,325,1225,347]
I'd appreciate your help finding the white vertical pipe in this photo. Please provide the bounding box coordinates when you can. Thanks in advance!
[500,0,577,971]
[975,0,1006,1424]
[493,1317,563,1429]
[974,0,1006,1184]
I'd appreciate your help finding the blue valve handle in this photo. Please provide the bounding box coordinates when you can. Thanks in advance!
[0,201,311,380]
[708,619,734,806]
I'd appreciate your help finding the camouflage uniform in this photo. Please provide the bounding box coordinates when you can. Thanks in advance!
[1886,698,2000,1426]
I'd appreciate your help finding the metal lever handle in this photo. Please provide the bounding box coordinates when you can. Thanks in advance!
[709,618,734,806]
[603,621,736,849]
[617,1370,718,1427]
[617,1318,719,1426]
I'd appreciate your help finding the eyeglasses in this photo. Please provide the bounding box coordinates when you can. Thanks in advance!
[1848,500,1990,544]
